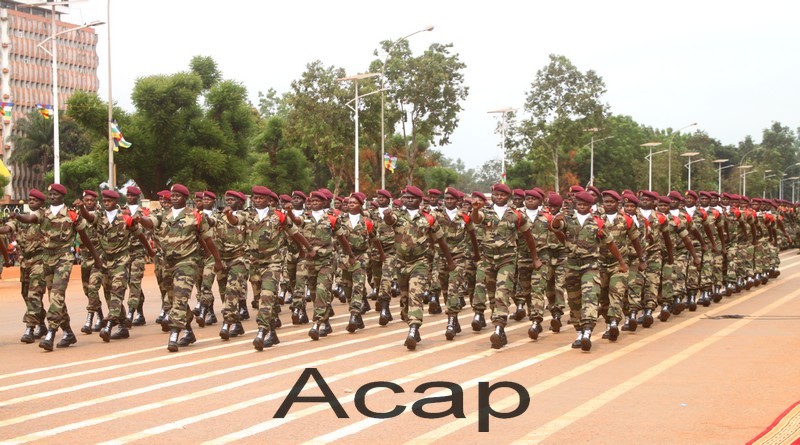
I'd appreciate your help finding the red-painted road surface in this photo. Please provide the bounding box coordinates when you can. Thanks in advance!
[1,252,799,444]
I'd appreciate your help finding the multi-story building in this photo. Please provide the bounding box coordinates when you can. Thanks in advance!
[0,0,100,203]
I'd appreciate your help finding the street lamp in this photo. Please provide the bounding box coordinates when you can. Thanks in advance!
[779,163,800,199]
[681,152,704,190]
[33,1,103,184]
[762,170,775,198]
[712,159,732,194]
[581,133,613,187]
[380,26,434,190]
[488,108,515,184]
[641,142,663,191]
[336,72,381,193]
[738,165,753,196]
[667,122,698,190]
[781,176,799,201]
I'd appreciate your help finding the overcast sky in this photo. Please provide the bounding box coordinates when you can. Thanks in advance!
[64,0,800,169]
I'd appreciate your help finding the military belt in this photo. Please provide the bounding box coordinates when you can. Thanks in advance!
[567,257,597,267]
[481,248,515,257]
[43,247,71,257]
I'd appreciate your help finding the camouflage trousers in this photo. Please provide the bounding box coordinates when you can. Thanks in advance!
[368,249,382,289]
[642,251,663,310]
[81,255,104,312]
[39,250,76,330]
[564,260,600,330]
[659,259,674,306]
[475,254,516,327]
[163,256,201,329]
[693,250,714,290]
[465,257,477,303]
[278,251,300,304]
[395,256,430,326]
[767,242,780,270]
[743,243,756,277]
[102,253,131,322]
[725,243,740,284]
[197,254,217,307]
[534,248,567,318]
[128,249,147,310]
[254,259,282,330]
[297,257,335,322]
[340,252,368,315]
[218,255,249,324]
[625,256,645,313]
[377,247,397,304]
[672,250,689,300]
[249,259,262,308]
[710,249,724,286]
[438,253,468,315]
[154,254,170,311]
[514,255,533,307]
[599,262,627,323]
[428,251,440,294]
[20,259,46,327]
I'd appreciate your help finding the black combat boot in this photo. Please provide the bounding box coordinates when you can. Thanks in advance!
[167,329,180,352]
[196,305,208,328]
[428,293,442,315]
[206,303,218,324]
[319,320,333,337]
[471,312,486,332]
[608,320,619,342]
[33,323,47,339]
[253,327,269,351]
[347,314,359,333]
[238,301,250,321]
[580,326,592,351]
[445,315,458,340]
[361,298,371,314]
[571,329,583,348]
[405,324,420,350]
[528,320,543,340]
[672,296,686,315]
[658,304,671,322]
[550,310,563,333]
[308,322,321,341]
[177,328,196,346]
[379,300,392,326]
[110,322,130,340]
[92,308,104,332]
[513,302,526,321]
[20,326,35,344]
[155,309,167,324]
[56,326,77,348]
[490,324,508,349]
[81,311,95,335]
[219,322,231,340]
[99,320,114,342]
[229,321,244,337]
[39,327,58,351]
[132,308,146,326]
[641,308,654,328]
[298,306,309,324]
[687,290,698,311]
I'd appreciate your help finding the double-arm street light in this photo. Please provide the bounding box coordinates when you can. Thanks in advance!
[681,152,704,190]
[712,159,733,194]
[336,73,381,193]
[667,122,698,190]
[583,128,613,187]
[380,26,433,190]
[739,165,753,196]
[34,1,104,183]
[763,170,776,198]
[779,163,800,199]
[488,108,515,184]
[641,142,664,191]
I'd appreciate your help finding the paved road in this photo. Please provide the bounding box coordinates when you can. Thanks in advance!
[1,252,799,444]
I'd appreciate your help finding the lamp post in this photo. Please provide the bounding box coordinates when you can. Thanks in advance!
[35,4,104,184]
[667,122,698,190]
[681,152,703,190]
[712,159,732,194]
[781,176,799,201]
[107,0,114,188]
[762,170,775,198]
[779,163,800,199]
[336,72,381,193]
[380,26,433,190]
[581,131,613,187]
[641,142,664,191]
[487,108,515,184]
[738,165,753,196]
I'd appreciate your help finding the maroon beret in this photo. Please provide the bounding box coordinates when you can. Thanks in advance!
[350,192,365,204]
[525,189,543,199]
[640,190,659,201]
[403,186,424,199]
[101,190,120,200]
[710,191,720,198]
[512,188,525,198]
[547,192,563,208]
[319,188,334,200]
[376,189,392,199]
[252,186,278,201]
[29,189,46,201]
[427,188,442,196]
[310,191,327,201]
[740,195,750,203]
[82,190,98,198]
[699,191,712,198]
[684,190,698,199]
[721,192,733,200]
[126,186,142,196]
[472,191,487,201]
[171,184,190,197]
[444,187,461,198]
[533,187,545,197]
[587,186,601,196]
[623,194,640,206]
[492,183,512,195]
[602,190,621,201]
[729,194,740,201]
[204,191,217,200]
[392,198,402,207]
[668,190,684,201]
[279,194,292,202]
[334,195,345,203]
[226,190,246,202]
[574,191,595,204]
[194,192,204,199]
[157,190,172,199]
[48,184,67,195]
[569,185,585,194]
[292,191,307,200]
[658,195,671,204]
[622,189,633,196]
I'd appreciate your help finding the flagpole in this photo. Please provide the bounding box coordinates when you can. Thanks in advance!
[106,0,115,188]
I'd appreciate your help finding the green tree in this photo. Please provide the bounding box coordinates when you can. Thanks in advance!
[515,54,609,191]
[10,110,92,174]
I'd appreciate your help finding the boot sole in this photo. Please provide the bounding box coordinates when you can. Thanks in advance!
[581,337,592,351]
[609,327,619,342]
[253,338,264,351]
[99,331,111,342]
[167,343,179,352]
[642,316,654,328]
[550,318,562,333]
[490,333,504,349]
[659,312,671,322]
[404,336,417,350]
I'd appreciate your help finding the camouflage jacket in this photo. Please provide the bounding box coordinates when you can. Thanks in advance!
[369,206,395,248]
[296,209,345,259]
[340,212,376,254]
[724,206,742,245]
[95,208,142,256]
[638,208,669,253]
[214,210,247,259]
[5,216,45,266]
[241,207,297,261]
[663,212,690,253]
[558,211,610,264]
[520,208,555,255]
[599,212,639,262]
[80,208,101,258]
[121,204,151,252]
[433,207,473,258]
[388,209,444,261]
[145,207,212,262]
[35,205,88,251]
[476,206,530,258]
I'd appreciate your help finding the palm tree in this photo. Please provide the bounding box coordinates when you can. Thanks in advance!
[10,110,91,173]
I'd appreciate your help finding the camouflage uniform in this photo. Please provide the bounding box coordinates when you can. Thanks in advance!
[146,208,212,330]
[522,208,558,323]
[639,209,670,311]
[121,204,151,314]
[5,216,46,330]
[370,206,397,309]
[339,212,377,315]
[387,209,444,326]
[94,209,142,323]
[688,207,716,295]
[623,211,646,316]
[247,208,297,331]
[294,210,345,323]
[215,210,249,327]
[432,207,473,316]
[80,208,105,313]
[598,212,639,324]
[668,210,692,306]
[196,208,221,308]
[474,207,530,327]
[724,205,743,287]
[150,207,171,315]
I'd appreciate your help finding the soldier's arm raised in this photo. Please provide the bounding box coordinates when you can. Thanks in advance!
[12,212,38,224]
[135,231,155,257]
[467,225,480,261]
[73,199,97,223]
[691,227,707,252]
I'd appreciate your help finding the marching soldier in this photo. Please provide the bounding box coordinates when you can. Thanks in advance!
[153,190,172,324]
[121,186,149,326]
[137,184,223,352]
[211,191,250,341]
[77,190,105,335]
[370,189,398,325]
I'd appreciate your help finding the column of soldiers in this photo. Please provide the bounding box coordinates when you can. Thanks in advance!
[3,181,796,354]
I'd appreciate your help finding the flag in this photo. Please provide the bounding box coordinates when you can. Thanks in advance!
[383,153,398,173]
[0,159,10,179]
[500,171,507,184]
[35,103,53,119]
[110,119,132,151]
[1,101,13,122]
